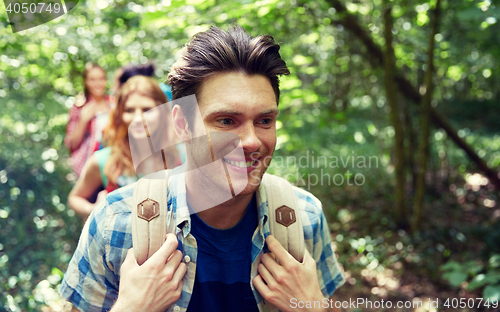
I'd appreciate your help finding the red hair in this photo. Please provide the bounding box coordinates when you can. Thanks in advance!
[103,76,168,187]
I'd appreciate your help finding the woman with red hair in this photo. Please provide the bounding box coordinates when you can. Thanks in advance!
[68,76,184,219]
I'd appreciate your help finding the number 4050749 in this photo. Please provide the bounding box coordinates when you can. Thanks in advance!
[6,2,62,14]
[444,298,499,309]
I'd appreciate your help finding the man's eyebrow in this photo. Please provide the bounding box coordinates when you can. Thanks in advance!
[260,109,279,116]
[207,108,279,116]
[208,110,242,116]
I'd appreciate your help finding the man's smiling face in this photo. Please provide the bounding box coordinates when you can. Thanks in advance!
[190,71,278,196]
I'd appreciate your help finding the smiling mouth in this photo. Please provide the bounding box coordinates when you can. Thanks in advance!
[223,158,259,168]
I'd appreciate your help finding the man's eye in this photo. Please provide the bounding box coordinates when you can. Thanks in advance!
[259,118,272,125]
[218,118,233,125]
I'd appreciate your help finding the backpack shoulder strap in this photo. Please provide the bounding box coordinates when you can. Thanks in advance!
[262,173,305,263]
[132,170,170,265]
[131,171,305,264]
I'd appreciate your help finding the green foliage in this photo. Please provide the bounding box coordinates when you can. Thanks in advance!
[0,111,82,310]
[0,0,499,309]
[440,260,483,287]
[441,255,500,302]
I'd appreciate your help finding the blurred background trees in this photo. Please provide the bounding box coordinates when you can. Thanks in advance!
[1,0,499,310]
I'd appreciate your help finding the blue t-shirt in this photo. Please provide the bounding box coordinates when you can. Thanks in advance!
[186,196,260,312]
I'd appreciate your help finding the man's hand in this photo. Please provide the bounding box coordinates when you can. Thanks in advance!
[253,235,327,312]
[112,233,187,312]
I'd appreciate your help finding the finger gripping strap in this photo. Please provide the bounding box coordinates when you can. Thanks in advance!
[132,171,169,265]
[132,172,304,266]
[263,173,305,263]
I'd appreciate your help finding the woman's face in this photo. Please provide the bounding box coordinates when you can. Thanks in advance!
[123,93,158,138]
[85,68,107,98]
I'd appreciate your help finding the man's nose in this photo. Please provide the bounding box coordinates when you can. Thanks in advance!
[239,122,261,153]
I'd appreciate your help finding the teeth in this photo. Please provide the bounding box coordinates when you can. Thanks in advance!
[224,158,257,168]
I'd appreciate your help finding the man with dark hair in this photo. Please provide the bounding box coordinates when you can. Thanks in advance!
[60,25,344,312]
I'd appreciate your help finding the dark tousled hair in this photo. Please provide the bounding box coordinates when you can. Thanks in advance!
[167,25,290,104]
[119,63,155,87]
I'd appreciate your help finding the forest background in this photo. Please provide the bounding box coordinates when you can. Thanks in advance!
[1,0,500,310]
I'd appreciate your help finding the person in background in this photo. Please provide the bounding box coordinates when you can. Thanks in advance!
[118,63,155,88]
[119,63,173,101]
[65,63,112,177]
[67,76,184,219]
[93,64,172,153]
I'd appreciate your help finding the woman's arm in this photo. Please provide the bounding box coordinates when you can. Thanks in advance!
[68,155,107,219]
[66,101,97,151]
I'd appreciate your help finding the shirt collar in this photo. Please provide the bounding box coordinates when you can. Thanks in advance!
[167,166,191,238]
[168,166,271,238]
[255,181,270,236]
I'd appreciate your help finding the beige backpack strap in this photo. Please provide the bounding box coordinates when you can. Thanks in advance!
[263,173,305,263]
[132,170,170,265]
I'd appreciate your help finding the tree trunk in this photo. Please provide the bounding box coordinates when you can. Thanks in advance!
[413,0,441,232]
[403,100,417,190]
[383,0,407,226]
[326,0,500,190]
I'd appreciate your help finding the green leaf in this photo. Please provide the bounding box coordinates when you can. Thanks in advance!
[465,261,484,275]
[440,261,463,272]
[468,274,488,291]
[51,267,63,278]
[485,272,500,284]
[483,285,500,302]
[490,255,500,269]
[443,272,468,287]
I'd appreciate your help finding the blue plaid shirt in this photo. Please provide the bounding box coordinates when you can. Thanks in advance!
[60,169,345,311]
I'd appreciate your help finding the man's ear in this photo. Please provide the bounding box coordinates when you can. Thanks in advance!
[172,105,191,143]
